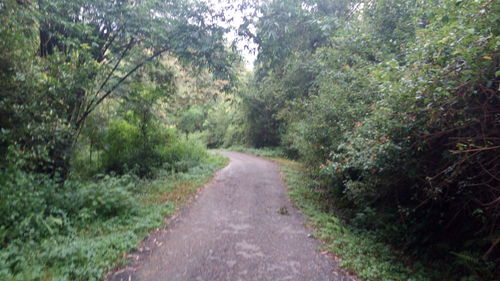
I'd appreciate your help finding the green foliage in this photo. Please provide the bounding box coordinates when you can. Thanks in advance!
[200,87,249,148]
[101,119,144,173]
[0,154,227,281]
[240,74,284,147]
[178,106,206,136]
[309,3,499,272]
[203,101,234,147]
[159,137,209,173]
[100,119,209,177]
[226,146,285,158]
[0,0,236,178]
[0,167,138,246]
[239,0,499,278]
[251,0,351,72]
[277,158,436,281]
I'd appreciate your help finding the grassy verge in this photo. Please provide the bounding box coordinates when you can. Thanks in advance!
[0,154,228,281]
[224,145,285,158]
[264,156,436,281]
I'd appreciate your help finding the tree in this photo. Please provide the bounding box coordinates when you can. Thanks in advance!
[1,0,237,178]
[178,106,205,138]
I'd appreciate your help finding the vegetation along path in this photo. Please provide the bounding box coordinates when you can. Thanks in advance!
[108,151,352,281]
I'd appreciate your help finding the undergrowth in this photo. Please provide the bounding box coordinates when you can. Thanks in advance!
[0,154,228,281]
[274,158,442,281]
[225,146,285,158]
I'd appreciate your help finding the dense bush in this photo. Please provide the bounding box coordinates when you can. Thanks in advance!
[0,0,232,280]
[0,167,138,247]
[101,119,162,176]
[177,106,206,137]
[311,1,499,273]
[0,153,227,281]
[159,137,209,172]
[241,0,499,278]
[202,102,231,148]
[99,118,209,176]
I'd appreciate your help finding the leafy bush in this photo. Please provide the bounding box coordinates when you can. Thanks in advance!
[101,118,171,176]
[0,167,139,246]
[159,137,209,173]
[202,101,233,148]
[0,152,227,281]
[278,158,436,281]
[0,169,66,244]
[177,106,205,137]
[100,118,208,176]
[101,119,144,174]
[242,0,499,278]
[314,0,499,267]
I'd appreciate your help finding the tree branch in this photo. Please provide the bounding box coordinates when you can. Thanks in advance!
[76,47,170,127]
[88,37,135,109]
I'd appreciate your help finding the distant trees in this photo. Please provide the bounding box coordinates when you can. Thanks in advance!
[178,106,205,138]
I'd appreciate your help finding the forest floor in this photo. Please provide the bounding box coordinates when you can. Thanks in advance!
[107,151,353,281]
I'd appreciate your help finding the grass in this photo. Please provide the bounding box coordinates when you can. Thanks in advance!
[0,154,228,281]
[224,145,285,158]
[245,153,437,281]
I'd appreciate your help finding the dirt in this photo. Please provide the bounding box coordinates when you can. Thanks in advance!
[107,151,353,281]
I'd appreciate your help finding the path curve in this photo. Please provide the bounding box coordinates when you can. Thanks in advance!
[109,151,352,281]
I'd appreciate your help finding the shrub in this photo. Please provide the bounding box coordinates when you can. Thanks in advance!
[302,0,498,277]
[247,0,498,278]
[0,167,139,246]
[159,138,209,173]
[100,119,207,177]
[100,118,160,176]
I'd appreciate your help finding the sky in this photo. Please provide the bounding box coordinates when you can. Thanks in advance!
[203,0,258,69]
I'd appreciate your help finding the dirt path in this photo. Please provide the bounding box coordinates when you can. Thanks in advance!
[108,151,352,281]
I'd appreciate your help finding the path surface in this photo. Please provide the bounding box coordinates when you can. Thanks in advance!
[108,151,352,281]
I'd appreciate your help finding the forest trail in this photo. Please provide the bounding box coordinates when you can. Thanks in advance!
[108,151,352,281]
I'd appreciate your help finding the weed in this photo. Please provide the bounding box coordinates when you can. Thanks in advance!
[275,158,439,281]
[224,146,285,158]
[0,154,228,281]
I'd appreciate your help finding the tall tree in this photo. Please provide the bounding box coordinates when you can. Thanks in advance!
[0,0,237,178]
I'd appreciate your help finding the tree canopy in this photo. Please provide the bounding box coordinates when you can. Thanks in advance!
[0,0,498,279]
[1,0,237,177]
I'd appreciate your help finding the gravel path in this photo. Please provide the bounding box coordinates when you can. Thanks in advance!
[108,151,352,281]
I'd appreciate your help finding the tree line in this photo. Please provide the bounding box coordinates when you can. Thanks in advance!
[207,0,499,279]
[0,0,237,279]
[0,0,498,280]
